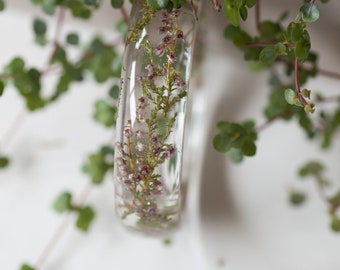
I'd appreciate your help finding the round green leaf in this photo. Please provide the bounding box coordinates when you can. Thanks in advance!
[76,206,95,232]
[111,0,124,9]
[230,148,244,163]
[93,100,117,127]
[0,80,5,96]
[146,0,169,10]
[300,3,320,23]
[259,46,277,64]
[53,192,72,213]
[213,133,231,153]
[0,156,10,169]
[284,88,303,107]
[241,140,256,156]
[66,33,79,45]
[33,18,47,36]
[0,0,5,11]
[331,217,340,232]
[109,85,120,100]
[20,264,36,270]
[289,190,306,206]
[83,0,99,6]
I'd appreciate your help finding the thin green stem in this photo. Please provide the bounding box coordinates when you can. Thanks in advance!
[34,184,92,269]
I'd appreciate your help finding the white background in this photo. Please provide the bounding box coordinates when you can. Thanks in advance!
[1,1,340,270]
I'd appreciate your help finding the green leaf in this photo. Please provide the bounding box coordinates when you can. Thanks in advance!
[83,0,99,6]
[20,264,36,270]
[213,133,232,152]
[163,238,172,246]
[298,161,324,177]
[286,22,305,43]
[146,0,169,10]
[0,156,10,169]
[284,88,303,107]
[230,148,244,163]
[53,192,72,213]
[66,33,79,45]
[93,100,117,127]
[245,0,256,8]
[224,1,239,26]
[294,30,311,62]
[330,217,340,232]
[259,46,277,64]
[33,18,47,36]
[82,146,115,185]
[241,140,256,156]
[111,0,124,8]
[259,21,281,40]
[289,190,306,206]
[0,0,5,11]
[329,192,340,206]
[0,80,5,96]
[239,6,247,21]
[33,18,47,46]
[76,206,95,232]
[299,3,320,23]
[109,84,120,100]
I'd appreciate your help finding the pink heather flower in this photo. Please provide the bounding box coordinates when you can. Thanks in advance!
[152,147,161,154]
[151,136,159,143]
[167,52,176,63]
[124,126,133,138]
[171,9,180,17]
[162,35,172,44]
[139,165,149,175]
[136,141,146,152]
[136,130,145,138]
[115,142,124,155]
[174,76,185,87]
[154,45,165,57]
[118,164,129,176]
[164,146,175,159]
[115,157,125,166]
[161,10,168,19]
[176,30,184,40]
[159,26,169,34]
[145,63,154,77]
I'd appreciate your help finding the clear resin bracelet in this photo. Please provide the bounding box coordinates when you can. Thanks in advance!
[114,0,199,235]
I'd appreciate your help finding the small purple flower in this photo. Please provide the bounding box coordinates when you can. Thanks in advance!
[115,157,125,166]
[124,127,133,138]
[167,52,176,63]
[164,146,175,159]
[145,63,154,72]
[136,130,145,138]
[171,9,180,17]
[162,35,172,44]
[152,147,161,154]
[161,10,168,19]
[139,165,149,175]
[154,45,165,57]
[159,26,169,34]
[151,135,160,143]
[136,141,146,152]
[176,30,184,40]
[135,174,142,182]
[115,142,124,155]
[174,76,185,87]
[118,164,129,176]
